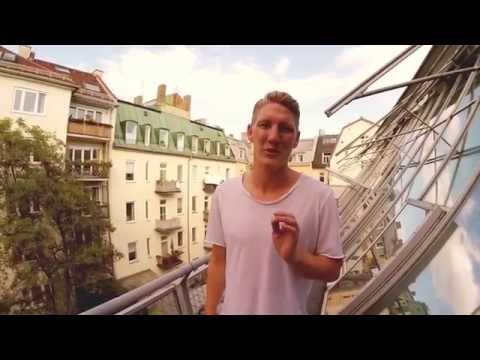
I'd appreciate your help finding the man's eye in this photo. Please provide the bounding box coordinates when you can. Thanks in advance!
[280,126,293,133]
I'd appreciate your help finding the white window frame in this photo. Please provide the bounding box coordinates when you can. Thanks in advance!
[192,196,197,213]
[13,88,47,116]
[160,199,167,221]
[145,125,151,146]
[177,164,183,183]
[145,161,149,182]
[126,160,135,182]
[177,231,183,248]
[322,153,331,165]
[128,242,137,263]
[192,227,197,243]
[177,133,184,151]
[70,105,103,123]
[125,121,137,145]
[204,139,210,153]
[160,163,167,182]
[224,144,230,157]
[177,197,183,214]
[145,200,149,220]
[216,142,220,156]
[192,136,198,153]
[126,201,135,223]
[192,165,197,182]
[159,129,169,148]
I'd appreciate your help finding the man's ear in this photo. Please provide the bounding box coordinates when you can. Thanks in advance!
[247,123,253,142]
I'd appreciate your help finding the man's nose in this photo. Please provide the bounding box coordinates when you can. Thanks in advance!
[267,126,281,143]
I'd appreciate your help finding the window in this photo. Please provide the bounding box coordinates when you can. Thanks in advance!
[159,129,169,148]
[205,224,208,238]
[145,125,151,146]
[192,227,196,243]
[298,154,304,162]
[239,149,245,160]
[145,200,149,220]
[160,199,166,221]
[192,136,198,153]
[177,231,183,247]
[86,110,94,121]
[13,88,46,115]
[322,152,331,165]
[226,168,230,179]
[126,160,135,181]
[128,242,137,262]
[126,202,135,222]
[177,165,183,182]
[69,106,76,118]
[160,163,167,182]
[224,144,230,157]
[204,139,210,153]
[30,197,40,213]
[125,122,137,144]
[323,138,337,144]
[77,108,85,120]
[204,196,208,210]
[177,133,184,151]
[90,187,100,202]
[177,198,183,214]
[192,165,197,182]
[145,161,149,181]
[205,166,210,175]
[216,142,220,155]
[95,111,103,123]
[85,83,100,92]
[320,175,325,183]
[192,196,197,213]
[147,238,150,256]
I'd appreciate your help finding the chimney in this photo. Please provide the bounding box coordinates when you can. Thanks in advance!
[156,84,166,105]
[93,69,104,78]
[18,45,32,59]
[184,95,191,111]
[134,96,143,105]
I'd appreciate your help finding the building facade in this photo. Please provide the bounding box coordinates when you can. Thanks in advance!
[110,99,237,288]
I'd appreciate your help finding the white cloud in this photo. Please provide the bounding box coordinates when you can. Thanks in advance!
[430,227,480,314]
[100,45,431,139]
[273,57,290,76]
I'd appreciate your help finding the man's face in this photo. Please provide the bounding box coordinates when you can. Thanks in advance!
[247,102,300,170]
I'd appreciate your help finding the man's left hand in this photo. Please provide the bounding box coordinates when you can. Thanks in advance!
[271,211,300,264]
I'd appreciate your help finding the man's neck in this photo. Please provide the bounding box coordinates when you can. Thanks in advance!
[247,163,298,195]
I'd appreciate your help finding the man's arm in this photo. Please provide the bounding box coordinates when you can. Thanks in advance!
[205,244,226,315]
[291,248,342,282]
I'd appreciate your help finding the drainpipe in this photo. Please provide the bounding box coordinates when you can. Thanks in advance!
[186,153,192,263]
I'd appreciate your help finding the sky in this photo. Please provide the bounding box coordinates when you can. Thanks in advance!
[4,45,432,139]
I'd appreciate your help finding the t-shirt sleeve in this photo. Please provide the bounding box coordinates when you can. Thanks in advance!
[204,188,226,248]
[315,190,344,259]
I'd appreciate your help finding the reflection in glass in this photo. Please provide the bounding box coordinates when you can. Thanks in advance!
[378,175,480,315]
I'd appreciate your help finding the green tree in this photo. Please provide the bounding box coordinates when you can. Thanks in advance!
[0,118,123,314]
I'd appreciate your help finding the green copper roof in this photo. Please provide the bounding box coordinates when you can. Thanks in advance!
[114,100,235,162]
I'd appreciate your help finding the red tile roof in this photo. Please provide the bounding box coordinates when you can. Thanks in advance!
[0,46,116,101]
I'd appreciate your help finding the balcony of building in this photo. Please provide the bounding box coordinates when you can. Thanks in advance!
[203,209,209,222]
[155,218,182,233]
[155,180,181,194]
[67,117,112,142]
[156,250,183,271]
[66,161,110,181]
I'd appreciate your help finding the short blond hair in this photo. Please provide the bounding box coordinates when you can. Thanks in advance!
[252,91,300,127]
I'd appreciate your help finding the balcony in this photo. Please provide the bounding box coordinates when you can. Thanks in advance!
[155,218,182,233]
[155,180,181,194]
[66,161,111,180]
[203,210,209,222]
[203,175,223,194]
[156,250,183,271]
[67,118,112,141]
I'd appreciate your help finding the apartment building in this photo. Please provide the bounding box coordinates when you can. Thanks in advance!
[110,95,237,288]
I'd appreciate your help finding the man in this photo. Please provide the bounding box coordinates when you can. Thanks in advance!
[205,91,343,315]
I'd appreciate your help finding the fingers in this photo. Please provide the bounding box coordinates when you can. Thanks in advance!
[272,214,298,229]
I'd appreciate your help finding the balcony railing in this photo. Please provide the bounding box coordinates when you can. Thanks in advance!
[68,118,112,140]
[203,210,209,222]
[155,180,181,194]
[155,218,182,233]
[80,256,209,315]
[66,160,111,179]
[156,250,183,270]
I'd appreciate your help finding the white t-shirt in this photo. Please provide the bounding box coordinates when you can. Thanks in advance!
[205,174,344,315]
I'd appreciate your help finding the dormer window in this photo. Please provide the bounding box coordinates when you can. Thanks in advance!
[177,133,185,151]
[192,136,198,153]
[204,139,210,153]
[216,141,220,156]
[85,83,100,92]
[224,144,230,157]
[125,121,137,144]
[159,129,169,148]
[145,125,151,146]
